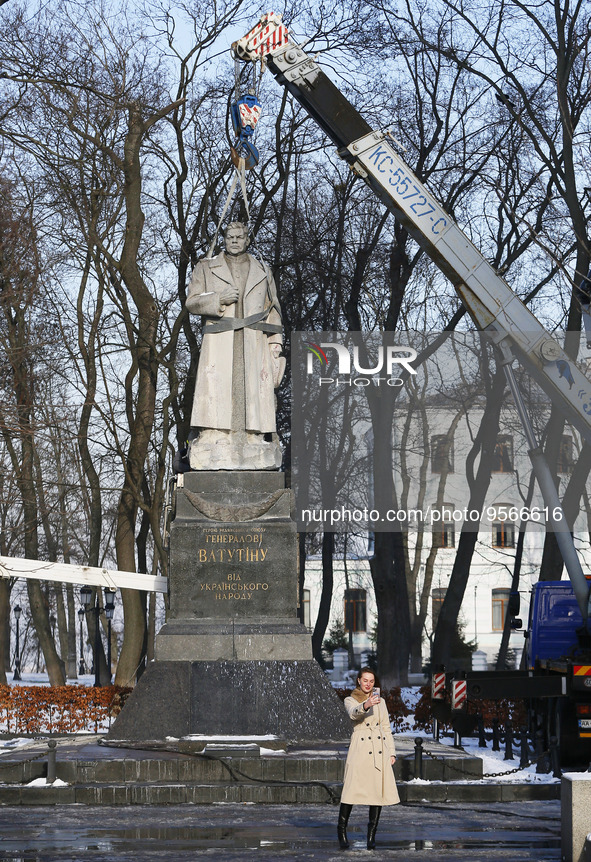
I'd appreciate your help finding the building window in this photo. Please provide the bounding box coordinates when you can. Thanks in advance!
[432,504,455,548]
[491,504,516,548]
[492,588,511,631]
[492,520,515,548]
[344,589,367,633]
[492,435,513,472]
[557,435,573,474]
[431,588,446,632]
[302,589,311,629]
[431,435,454,474]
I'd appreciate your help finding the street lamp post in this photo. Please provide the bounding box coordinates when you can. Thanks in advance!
[77,607,86,675]
[13,605,22,681]
[79,586,117,687]
[80,586,101,687]
[104,589,116,684]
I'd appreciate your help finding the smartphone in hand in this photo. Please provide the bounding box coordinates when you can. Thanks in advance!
[373,687,380,699]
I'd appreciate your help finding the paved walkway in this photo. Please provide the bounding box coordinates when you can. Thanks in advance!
[0,800,561,860]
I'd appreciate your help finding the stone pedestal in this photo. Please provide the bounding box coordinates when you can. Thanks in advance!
[188,429,282,471]
[561,774,591,862]
[107,471,350,743]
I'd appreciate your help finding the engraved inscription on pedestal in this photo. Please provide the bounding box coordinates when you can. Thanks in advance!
[169,520,297,622]
[195,528,270,608]
[155,471,311,662]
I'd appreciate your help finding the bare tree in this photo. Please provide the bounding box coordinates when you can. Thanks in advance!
[380,0,591,579]
[0,176,65,684]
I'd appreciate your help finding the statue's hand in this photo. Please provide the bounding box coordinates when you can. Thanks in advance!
[219,286,239,305]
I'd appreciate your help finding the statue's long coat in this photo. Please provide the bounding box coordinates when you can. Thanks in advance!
[186,253,282,433]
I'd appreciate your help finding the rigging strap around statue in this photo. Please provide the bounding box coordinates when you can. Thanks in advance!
[205,308,282,334]
[205,161,251,259]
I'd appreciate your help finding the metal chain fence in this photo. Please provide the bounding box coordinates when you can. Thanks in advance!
[420,743,551,779]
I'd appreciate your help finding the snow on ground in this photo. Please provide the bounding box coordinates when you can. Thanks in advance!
[456,739,560,784]
[4,672,98,687]
[184,735,280,741]
[26,778,69,787]
[0,738,33,753]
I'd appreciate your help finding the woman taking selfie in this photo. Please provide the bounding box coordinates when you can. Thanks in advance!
[338,667,399,850]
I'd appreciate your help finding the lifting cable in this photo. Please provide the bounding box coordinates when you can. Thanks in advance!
[206,53,266,261]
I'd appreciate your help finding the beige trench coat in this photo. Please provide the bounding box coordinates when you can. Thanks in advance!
[340,696,400,806]
[186,253,282,433]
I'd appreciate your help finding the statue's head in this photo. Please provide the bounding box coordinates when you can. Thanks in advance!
[223,222,250,256]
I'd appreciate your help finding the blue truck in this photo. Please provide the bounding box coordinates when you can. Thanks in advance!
[463,580,591,765]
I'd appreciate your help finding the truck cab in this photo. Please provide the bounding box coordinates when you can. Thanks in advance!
[523,580,591,761]
[526,581,585,671]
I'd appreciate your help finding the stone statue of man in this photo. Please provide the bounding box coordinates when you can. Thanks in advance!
[186,222,285,470]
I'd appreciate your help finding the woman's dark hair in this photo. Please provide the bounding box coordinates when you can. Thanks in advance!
[357,666,380,688]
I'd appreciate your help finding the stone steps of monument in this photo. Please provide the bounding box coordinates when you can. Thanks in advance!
[0,780,560,805]
[0,755,346,786]
[0,751,486,786]
[0,733,492,787]
[3,735,563,804]
[0,781,340,805]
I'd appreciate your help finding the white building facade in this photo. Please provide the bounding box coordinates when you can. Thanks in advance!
[303,403,591,671]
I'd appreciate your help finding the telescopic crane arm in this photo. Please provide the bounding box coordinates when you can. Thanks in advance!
[233,14,591,620]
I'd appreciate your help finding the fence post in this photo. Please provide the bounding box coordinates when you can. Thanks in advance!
[46,739,57,784]
[491,718,500,751]
[549,735,561,779]
[451,675,467,712]
[504,722,514,761]
[478,713,487,748]
[535,728,549,774]
[519,727,529,769]
[414,737,424,780]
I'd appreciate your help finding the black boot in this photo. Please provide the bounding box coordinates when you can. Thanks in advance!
[338,803,353,849]
[367,806,381,850]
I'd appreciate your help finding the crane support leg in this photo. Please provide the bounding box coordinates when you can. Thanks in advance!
[500,347,591,621]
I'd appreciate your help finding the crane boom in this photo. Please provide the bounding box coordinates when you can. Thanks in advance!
[233,20,591,446]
